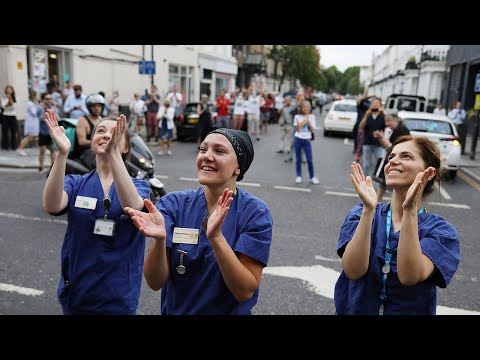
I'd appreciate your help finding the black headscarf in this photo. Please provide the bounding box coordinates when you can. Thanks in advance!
[208,129,254,181]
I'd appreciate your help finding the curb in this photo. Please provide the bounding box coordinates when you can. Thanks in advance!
[459,167,480,184]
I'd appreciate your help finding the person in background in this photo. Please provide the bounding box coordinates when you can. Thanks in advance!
[129,93,146,135]
[63,85,87,119]
[42,110,150,315]
[448,101,467,155]
[144,85,161,143]
[196,103,212,149]
[1,85,19,150]
[216,90,231,129]
[109,91,120,116]
[157,99,175,156]
[37,93,56,173]
[124,128,273,315]
[334,136,460,315]
[433,103,446,116]
[98,92,109,117]
[17,89,40,156]
[359,97,385,177]
[277,95,293,154]
[372,113,410,201]
[293,101,319,185]
[166,84,183,119]
[62,80,74,103]
[232,90,246,130]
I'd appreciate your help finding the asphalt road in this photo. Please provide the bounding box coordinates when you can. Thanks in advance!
[1,106,479,315]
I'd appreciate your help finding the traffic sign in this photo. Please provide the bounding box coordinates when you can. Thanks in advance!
[139,60,156,75]
[475,73,480,92]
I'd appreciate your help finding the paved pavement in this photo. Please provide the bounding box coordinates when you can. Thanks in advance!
[1,136,480,183]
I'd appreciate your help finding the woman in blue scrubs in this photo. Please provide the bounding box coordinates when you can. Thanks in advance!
[334,135,460,315]
[125,128,273,314]
[42,109,150,315]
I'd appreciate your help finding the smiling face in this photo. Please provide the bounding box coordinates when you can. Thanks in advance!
[91,120,128,157]
[384,140,427,189]
[197,133,239,187]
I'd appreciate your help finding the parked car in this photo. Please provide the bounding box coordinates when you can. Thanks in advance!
[398,110,460,178]
[324,99,358,137]
[385,94,427,114]
[175,102,218,141]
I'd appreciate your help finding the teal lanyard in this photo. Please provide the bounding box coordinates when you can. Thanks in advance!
[379,204,425,313]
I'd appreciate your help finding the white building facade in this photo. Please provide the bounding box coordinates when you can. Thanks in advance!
[0,45,237,120]
[366,45,450,110]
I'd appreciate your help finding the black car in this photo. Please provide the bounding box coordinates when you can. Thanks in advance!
[175,102,218,141]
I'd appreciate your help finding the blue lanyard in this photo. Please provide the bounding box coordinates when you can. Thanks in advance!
[379,204,425,312]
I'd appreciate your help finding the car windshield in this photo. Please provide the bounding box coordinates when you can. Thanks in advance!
[403,118,453,135]
[184,104,199,113]
[333,104,356,112]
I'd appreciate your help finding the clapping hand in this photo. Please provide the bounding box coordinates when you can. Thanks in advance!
[403,167,435,212]
[44,109,71,155]
[206,188,234,241]
[105,114,126,156]
[125,199,166,240]
[350,162,377,211]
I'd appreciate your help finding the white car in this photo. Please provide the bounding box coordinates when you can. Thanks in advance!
[324,99,357,137]
[397,111,460,178]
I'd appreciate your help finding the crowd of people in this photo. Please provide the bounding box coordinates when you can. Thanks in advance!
[0,79,465,315]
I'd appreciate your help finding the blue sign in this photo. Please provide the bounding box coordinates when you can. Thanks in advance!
[139,60,156,75]
[475,73,480,92]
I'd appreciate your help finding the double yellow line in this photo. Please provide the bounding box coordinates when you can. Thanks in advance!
[458,171,480,191]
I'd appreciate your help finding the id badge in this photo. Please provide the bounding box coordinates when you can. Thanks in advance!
[172,227,199,245]
[94,218,115,237]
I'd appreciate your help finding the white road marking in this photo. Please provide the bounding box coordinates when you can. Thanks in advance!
[0,283,44,296]
[179,177,198,182]
[274,186,311,193]
[427,202,470,209]
[326,191,470,209]
[0,167,38,173]
[344,138,350,145]
[155,175,168,179]
[0,212,67,225]
[326,191,358,198]
[238,182,261,187]
[315,255,341,262]
[264,264,480,315]
[436,183,451,200]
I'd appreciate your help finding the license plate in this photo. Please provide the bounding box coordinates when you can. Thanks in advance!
[188,117,198,124]
[339,117,351,121]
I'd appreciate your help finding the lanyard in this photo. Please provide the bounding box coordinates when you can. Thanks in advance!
[379,204,425,313]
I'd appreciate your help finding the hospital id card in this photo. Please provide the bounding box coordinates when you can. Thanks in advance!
[172,227,199,245]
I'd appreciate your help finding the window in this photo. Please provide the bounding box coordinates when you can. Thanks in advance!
[398,99,416,112]
[333,104,357,112]
[203,69,212,80]
[403,118,453,135]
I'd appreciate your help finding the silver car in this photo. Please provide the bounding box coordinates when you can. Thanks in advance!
[397,111,461,178]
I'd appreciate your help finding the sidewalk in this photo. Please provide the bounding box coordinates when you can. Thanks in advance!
[1,138,479,182]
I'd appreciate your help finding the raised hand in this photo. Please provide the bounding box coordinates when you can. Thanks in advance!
[403,167,435,212]
[105,114,127,156]
[206,188,234,240]
[44,108,71,155]
[124,198,166,240]
[350,162,378,211]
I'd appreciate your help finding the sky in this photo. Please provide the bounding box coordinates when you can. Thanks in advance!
[317,45,389,72]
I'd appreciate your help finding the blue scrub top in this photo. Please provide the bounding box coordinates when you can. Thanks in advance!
[157,187,273,315]
[56,170,150,315]
[334,202,460,315]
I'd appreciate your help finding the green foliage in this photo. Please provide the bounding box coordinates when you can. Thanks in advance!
[268,45,364,95]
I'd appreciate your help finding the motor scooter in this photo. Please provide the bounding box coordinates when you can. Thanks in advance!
[50,118,166,202]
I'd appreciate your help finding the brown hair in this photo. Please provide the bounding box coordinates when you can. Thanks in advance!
[91,115,131,162]
[387,135,446,197]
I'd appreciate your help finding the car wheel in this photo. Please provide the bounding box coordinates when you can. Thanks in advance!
[447,170,457,180]
[323,129,330,137]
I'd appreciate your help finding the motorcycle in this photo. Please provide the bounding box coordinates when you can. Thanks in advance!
[50,118,166,202]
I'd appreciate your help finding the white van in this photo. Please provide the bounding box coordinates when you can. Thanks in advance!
[385,94,427,114]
